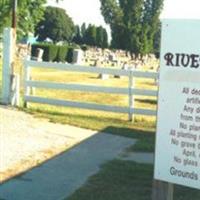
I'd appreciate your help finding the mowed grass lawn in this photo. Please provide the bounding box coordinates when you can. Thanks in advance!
[30,67,157,110]
[66,160,200,200]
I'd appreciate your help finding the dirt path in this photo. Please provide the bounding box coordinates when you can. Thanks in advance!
[0,105,98,182]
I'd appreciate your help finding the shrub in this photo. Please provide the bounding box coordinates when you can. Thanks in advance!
[81,44,88,51]
[31,43,58,61]
[31,43,75,63]
[56,45,68,62]
[71,43,80,49]
[66,47,74,63]
[48,44,59,62]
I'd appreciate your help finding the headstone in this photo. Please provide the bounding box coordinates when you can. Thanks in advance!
[98,73,109,80]
[32,48,44,61]
[114,73,121,79]
[36,48,44,61]
[122,62,129,70]
[109,53,117,62]
[73,49,83,65]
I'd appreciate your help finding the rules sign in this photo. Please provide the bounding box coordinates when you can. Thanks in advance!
[154,19,200,190]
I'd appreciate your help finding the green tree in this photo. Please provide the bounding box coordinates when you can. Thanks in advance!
[35,6,75,43]
[0,0,11,33]
[100,0,163,56]
[77,24,108,48]
[140,0,163,54]
[81,23,87,43]
[84,24,96,46]
[96,26,104,47]
[73,25,82,44]
[102,28,108,48]
[99,0,124,49]
[18,0,46,39]
[153,21,161,58]
[0,0,46,39]
[96,26,108,48]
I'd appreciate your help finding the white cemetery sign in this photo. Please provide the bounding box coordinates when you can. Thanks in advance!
[154,19,200,190]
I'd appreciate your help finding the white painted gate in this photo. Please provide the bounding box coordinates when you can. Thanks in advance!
[23,60,158,121]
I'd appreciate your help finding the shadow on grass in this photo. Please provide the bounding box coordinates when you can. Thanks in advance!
[67,160,154,200]
[135,98,157,105]
[20,107,156,152]
[20,107,156,132]
[66,160,200,200]
[101,126,155,152]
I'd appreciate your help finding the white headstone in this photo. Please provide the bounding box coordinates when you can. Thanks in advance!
[98,73,109,80]
[36,48,44,61]
[73,49,83,64]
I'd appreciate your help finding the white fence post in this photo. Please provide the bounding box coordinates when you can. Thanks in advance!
[2,28,15,104]
[10,74,20,106]
[128,70,134,121]
[24,63,31,108]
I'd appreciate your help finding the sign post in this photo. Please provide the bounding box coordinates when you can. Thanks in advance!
[152,180,173,200]
[154,19,200,198]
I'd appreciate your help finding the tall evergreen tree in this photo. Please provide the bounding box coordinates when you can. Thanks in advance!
[95,26,108,48]
[84,24,96,46]
[96,26,104,47]
[102,28,108,48]
[79,24,108,48]
[81,23,87,42]
[100,0,163,56]
[153,22,161,57]
[73,25,82,44]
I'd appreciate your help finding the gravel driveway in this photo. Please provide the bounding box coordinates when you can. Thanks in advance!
[0,105,98,182]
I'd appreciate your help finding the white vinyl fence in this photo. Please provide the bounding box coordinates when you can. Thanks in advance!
[24,60,158,121]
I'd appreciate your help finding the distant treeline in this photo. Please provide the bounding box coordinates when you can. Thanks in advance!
[73,23,108,49]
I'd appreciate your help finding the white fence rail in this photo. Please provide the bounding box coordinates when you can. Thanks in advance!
[24,60,159,121]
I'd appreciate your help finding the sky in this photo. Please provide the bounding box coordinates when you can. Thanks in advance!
[161,0,200,19]
[47,0,108,28]
[47,0,200,40]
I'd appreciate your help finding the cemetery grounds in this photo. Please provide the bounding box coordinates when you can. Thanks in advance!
[0,59,200,199]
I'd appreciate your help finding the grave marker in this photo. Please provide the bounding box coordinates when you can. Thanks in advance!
[73,49,83,64]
